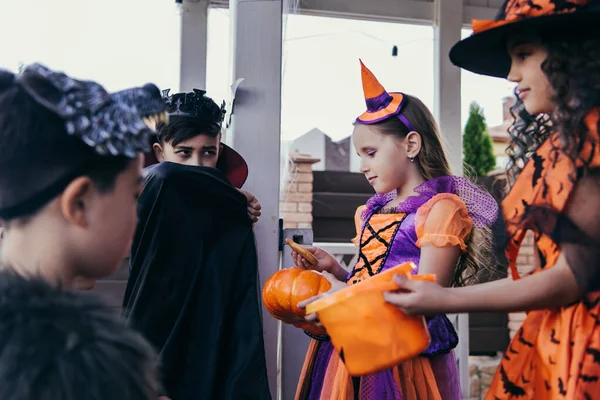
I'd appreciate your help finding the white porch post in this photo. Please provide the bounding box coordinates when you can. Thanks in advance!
[433,0,463,175]
[230,1,283,399]
[433,1,470,399]
[179,0,208,92]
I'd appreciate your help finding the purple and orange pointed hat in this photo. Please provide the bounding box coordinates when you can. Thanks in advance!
[355,60,415,132]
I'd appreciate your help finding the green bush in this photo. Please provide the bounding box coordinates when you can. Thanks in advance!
[463,102,496,176]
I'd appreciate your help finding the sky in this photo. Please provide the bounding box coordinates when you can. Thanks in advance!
[1,1,514,144]
[0,0,181,91]
[206,9,516,143]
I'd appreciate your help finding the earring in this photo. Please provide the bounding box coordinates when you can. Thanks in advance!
[409,156,414,162]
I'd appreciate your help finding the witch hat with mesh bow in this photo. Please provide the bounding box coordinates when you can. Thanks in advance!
[450,0,600,78]
[355,60,415,132]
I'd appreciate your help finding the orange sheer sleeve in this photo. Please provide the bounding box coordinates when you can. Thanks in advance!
[415,193,473,252]
[352,205,367,246]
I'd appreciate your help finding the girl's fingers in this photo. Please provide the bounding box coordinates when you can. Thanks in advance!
[304,312,317,321]
[392,274,422,293]
[304,313,322,326]
[382,292,421,315]
[321,270,338,284]
[297,292,325,308]
[382,291,406,305]
[290,251,301,267]
[290,250,319,271]
[296,255,307,269]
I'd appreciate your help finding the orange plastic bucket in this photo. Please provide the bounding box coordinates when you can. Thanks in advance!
[305,262,435,376]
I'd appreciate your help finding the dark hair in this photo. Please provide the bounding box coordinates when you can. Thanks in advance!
[506,34,600,185]
[86,157,132,192]
[157,115,221,146]
[157,89,224,146]
[0,271,158,400]
[0,73,132,222]
[356,95,493,287]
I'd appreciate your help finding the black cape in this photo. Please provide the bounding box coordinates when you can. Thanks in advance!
[122,162,270,400]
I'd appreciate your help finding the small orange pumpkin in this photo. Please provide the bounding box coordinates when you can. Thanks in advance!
[262,267,331,336]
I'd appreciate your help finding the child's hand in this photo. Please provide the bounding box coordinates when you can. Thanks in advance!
[383,274,450,316]
[239,190,262,225]
[297,271,347,325]
[291,246,341,275]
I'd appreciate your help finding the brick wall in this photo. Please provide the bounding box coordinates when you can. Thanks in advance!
[509,231,536,338]
[280,152,319,229]
[468,355,503,400]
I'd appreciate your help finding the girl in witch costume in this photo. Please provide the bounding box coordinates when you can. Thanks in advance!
[292,61,498,400]
[384,1,600,398]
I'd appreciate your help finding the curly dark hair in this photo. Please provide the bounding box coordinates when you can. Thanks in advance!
[506,34,600,186]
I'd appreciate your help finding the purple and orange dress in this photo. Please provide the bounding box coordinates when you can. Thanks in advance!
[295,176,497,400]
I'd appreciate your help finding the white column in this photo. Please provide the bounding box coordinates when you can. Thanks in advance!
[433,2,470,399]
[179,0,208,92]
[433,0,463,175]
[230,1,283,398]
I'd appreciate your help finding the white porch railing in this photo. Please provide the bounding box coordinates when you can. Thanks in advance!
[314,242,357,271]
[315,242,471,399]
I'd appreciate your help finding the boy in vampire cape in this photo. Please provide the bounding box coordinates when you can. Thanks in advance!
[122,90,270,400]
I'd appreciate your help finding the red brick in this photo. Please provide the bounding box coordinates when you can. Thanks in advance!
[508,321,525,337]
[516,253,532,266]
[517,265,535,275]
[509,312,527,322]
[281,183,298,193]
[298,183,312,193]
[281,202,297,212]
[295,173,313,183]
[523,232,535,246]
[518,244,534,255]
[293,163,314,173]
[281,192,312,203]
[298,202,312,213]
[282,212,312,223]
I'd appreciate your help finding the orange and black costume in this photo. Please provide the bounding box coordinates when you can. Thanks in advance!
[451,0,600,398]
[487,111,600,398]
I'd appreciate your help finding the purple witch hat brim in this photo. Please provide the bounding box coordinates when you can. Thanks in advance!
[356,92,416,132]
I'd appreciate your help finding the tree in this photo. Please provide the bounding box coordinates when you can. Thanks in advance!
[463,102,496,176]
